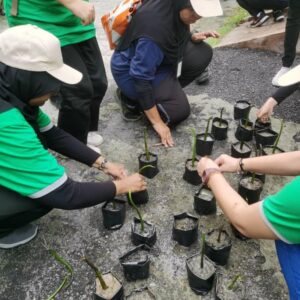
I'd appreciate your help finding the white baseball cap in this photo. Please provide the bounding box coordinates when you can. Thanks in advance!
[0,25,82,85]
[190,0,223,17]
[277,65,300,86]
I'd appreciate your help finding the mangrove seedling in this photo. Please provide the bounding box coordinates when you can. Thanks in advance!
[204,117,213,142]
[200,233,206,269]
[272,119,284,154]
[144,128,150,161]
[218,108,224,127]
[82,256,108,290]
[217,225,224,243]
[243,106,252,129]
[228,274,242,290]
[191,128,197,168]
[128,190,144,232]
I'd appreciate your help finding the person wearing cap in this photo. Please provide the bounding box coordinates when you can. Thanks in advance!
[111,0,222,147]
[197,153,300,299]
[4,0,107,149]
[0,25,146,249]
[257,64,300,123]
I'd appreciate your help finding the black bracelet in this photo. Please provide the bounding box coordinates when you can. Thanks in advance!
[239,158,245,173]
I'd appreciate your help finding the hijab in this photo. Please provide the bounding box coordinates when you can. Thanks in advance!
[117,0,193,66]
[0,62,61,145]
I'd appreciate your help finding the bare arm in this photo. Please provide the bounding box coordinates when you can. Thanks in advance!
[215,152,300,176]
[57,0,95,25]
[197,158,277,239]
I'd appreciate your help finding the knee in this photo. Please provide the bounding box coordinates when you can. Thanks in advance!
[170,100,191,125]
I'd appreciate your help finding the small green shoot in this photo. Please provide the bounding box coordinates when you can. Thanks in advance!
[204,117,213,141]
[243,106,252,129]
[251,172,256,184]
[128,190,144,232]
[200,233,206,269]
[272,119,284,154]
[239,139,244,151]
[139,164,155,174]
[144,128,150,161]
[191,128,197,167]
[82,256,108,290]
[219,108,224,127]
[217,225,224,243]
[228,274,242,290]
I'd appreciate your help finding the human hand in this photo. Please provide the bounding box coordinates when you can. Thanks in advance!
[214,154,239,173]
[152,122,174,147]
[191,31,220,42]
[103,162,127,180]
[67,0,95,25]
[197,156,220,177]
[114,173,147,195]
[256,97,278,123]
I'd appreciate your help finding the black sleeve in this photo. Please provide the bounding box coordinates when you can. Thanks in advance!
[134,78,155,110]
[42,125,100,166]
[37,178,116,210]
[272,84,299,105]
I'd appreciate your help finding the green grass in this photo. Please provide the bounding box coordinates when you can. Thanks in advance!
[207,7,249,47]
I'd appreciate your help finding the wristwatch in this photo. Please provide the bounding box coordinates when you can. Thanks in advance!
[201,168,221,185]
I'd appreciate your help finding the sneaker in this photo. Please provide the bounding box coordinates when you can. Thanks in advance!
[87,144,101,154]
[0,224,38,249]
[87,132,103,146]
[272,67,291,86]
[273,10,284,22]
[196,69,209,85]
[114,89,142,122]
[250,12,270,27]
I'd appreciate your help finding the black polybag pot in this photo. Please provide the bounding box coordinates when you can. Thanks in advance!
[172,212,198,247]
[125,286,156,299]
[196,133,215,156]
[231,141,252,158]
[119,244,151,281]
[255,128,278,147]
[102,199,126,230]
[233,100,251,120]
[183,159,201,186]
[238,176,263,204]
[138,152,159,179]
[194,184,216,215]
[235,119,253,142]
[204,229,232,266]
[94,272,124,300]
[243,171,266,183]
[186,254,216,295]
[254,118,271,131]
[131,217,157,247]
[127,190,149,205]
[262,146,285,156]
[212,118,228,140]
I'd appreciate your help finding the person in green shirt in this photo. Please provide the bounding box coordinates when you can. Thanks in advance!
[4,0,107,148]
[197,152,300,299]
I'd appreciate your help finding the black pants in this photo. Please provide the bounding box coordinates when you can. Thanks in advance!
[53,37,108,144]
[282,0,300,67]
[236,0,287,16]
[0,186,51,238]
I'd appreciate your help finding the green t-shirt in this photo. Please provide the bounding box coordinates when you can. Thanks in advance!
[0,107,66,198]
[4,0,95,46]
[261,176,300,244]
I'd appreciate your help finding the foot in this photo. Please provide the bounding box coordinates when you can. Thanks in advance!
[272,67,291,86]
[273,10,284,22]
[195,69,209,85]
[0,224,38,249]
[87,144,101,154]
[250,12,270,28]
[87,132,103,146]
[114,88,142,122]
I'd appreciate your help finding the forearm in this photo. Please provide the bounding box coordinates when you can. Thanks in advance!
[144,105,164,126]
[272,84,298,104]
[241,151,300,176]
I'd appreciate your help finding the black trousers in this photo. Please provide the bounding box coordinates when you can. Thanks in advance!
[236,0,287,16]
[282,0,300,67]
[0,186,51,238]
[53,37,108,144]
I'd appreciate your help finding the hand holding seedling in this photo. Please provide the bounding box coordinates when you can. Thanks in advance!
[103,162,127,179]
[215,154,240,173]
[197,157,219,177]
[114,173,147,195]
[257,97,277,123]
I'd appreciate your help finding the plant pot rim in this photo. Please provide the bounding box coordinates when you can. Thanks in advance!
[186,253,216,277]
[119,244,151,266]
[212,117,228,126]
[205,229,232,248]
[196,133,215,141]
[232,141,251,149]
[239,118,253,127]
[173,212,199,231]
[235,100,250,105]
[239,176,264,189]
[255,127,277,135]
[195,183,212,195]
[138,152,158,159]
[102,198,126,211]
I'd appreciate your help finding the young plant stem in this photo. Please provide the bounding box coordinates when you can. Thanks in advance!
[128,190,144,232]
[272,119,284,154]
[144,128,150,161]
[82,256,108,290]
[217,225,224,243]
[228,274,242,290]
[239,140,244,151]
[191,128,196,168]
[251,172,256,184]
[204,117,213,142]
[200,233,206,269]
[219,108,224,127]
[244,107,251,129]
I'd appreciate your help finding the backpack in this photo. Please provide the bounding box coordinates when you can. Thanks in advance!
[101,0,142,50]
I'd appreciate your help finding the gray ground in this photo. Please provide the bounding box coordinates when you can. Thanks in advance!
[1,1,300,300]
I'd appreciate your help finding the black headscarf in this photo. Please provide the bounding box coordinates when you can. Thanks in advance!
[0,62,61,144]
[117,0,193,66]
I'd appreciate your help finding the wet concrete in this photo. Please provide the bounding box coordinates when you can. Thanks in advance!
[1,1,300,300]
